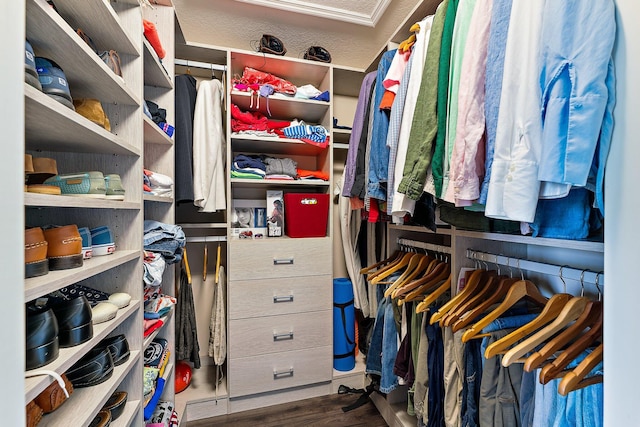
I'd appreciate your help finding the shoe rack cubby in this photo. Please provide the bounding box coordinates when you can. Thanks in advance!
[142,0,178,417]
[24,0,152,425]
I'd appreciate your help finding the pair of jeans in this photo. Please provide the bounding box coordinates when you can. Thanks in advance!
[532,350,603,427]
[443,328,464,427]
[365,284,399,393]
[426,312,445,427]
[143,220,186,264]
[478,328,524,427]
[461,339,482,427]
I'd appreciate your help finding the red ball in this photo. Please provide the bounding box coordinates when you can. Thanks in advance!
[175,361,192,393]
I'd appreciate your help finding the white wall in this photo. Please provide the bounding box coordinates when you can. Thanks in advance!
[605,1,639,425]
[1,0,25,425]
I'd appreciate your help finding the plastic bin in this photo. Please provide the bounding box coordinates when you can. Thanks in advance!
[283,193,329,238]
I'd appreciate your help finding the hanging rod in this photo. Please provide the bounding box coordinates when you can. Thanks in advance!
[397,238,451,254]
[466,249,604,287]
[175,58,227,72]
[186,236,227,243]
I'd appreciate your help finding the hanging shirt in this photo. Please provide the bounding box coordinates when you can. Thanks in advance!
[441,0,478,199]
[443,0,494,206]
[193,79,226,212]
[391,15,435,220]
[484,0,546,223]
[537,0,616,200]
[478,0,514,205]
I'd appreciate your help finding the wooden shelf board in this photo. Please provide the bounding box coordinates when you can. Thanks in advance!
[231,134,328,156]
[144,39,174,89]
[25,84,141,156]
[144,115,174,145]
[25,250,140,302]
[37,351,140,427]
[25,303,140,402]
[230,178,330,188]
[143,194,175,203]
[24,191,141,209]
[455,229,605,252]
[110,400,141,427]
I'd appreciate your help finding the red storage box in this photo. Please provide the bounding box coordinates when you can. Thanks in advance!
[283,193,330,238]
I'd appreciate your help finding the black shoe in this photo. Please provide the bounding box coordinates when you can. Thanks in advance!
[101,390,127,421]
[47,295,93,347]
[25,307,59,370]
[66,347,114,388]
[96,334,129,366]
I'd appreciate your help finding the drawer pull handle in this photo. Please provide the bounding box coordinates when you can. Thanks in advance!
[273,258,294,265]
[273,368,294,379]
[273,331,294,341]
[273,295,294,303]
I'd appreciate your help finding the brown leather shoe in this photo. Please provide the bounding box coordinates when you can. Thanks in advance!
[34,373,74,413]
[26,400,43,427]
[43,225,83,270]
[25,227,49,278]
[88,410,111,427]
[26,157,58,185]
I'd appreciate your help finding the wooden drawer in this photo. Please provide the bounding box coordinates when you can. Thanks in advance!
[229,310,332,357]
[228,346,332,397]
[228,275,332,319]
[228,237,331,280]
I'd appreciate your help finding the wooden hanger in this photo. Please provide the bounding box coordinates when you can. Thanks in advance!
[366,250,406,282]
[524,300,602,372]
[500,296,590,366]
[442,271,498,328]
[430,268,485,324]
[370,251,415,285]
[461,279,548,343]
[203,241,208,281]
[449,276,517,333]
[384,253,430,297]
[215,242,222,284]
[360,249,401,275]
[416,275,452,313]
[182,247,192,285]
[483,293,573,359]
[538,307,603,384]
[396,260,450,301]
[557,343,603,396]
[390,254,438,299]
[429,269,486,325]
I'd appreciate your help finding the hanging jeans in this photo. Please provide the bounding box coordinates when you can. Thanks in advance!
[461,339,483,427]
[478,328,524,427]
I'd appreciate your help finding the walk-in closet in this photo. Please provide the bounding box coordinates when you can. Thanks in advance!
[6,0,639,426]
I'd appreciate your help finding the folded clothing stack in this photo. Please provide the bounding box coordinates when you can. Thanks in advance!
[143,220,185,264]
[144,169,174,197]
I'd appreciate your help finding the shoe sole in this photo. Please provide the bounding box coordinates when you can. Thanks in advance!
[44,93,75,110]
[25,258,49,278]
[48,253,83,270]
[27,184,61,195]
[82,247,93,259]
[92,243,115,256]
[105,194,125,201]
[25,73,43,91]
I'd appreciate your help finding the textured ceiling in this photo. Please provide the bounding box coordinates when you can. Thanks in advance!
[173,0,437,70]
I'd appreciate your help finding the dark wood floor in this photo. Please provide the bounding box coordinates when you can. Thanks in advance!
[186,393,387,427]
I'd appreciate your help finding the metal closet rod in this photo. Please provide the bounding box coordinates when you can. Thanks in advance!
[397,238,451,254]
[175,58,227,72]
[186,236,227,243]
[466,249,604,287]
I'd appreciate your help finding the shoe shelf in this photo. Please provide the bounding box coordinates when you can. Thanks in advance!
[231,134,327,156]
[144,115,174,146]
[231,91,330,124]
[144,39,173,89]
[25,301,140,402]
[37,350,140,427]
[24,192,141,210]
[110,398,141,427]
[47,0,140,57]
[143,308,174,349]
[25,85,141,156]
[229,178,331,188]
[24,250,140,302]
[26,0,140,106]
